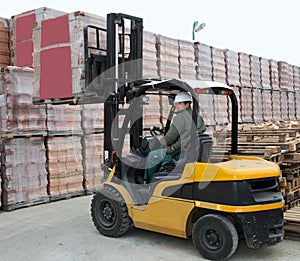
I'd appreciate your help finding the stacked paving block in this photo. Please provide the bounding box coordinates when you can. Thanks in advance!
[156,35,179,79]
[0,66,46,134]
[178,40,196,80]
[143,30,158,79]
[81,104,104,133]
[211,47,226,84]
[82,133,104,192]
[224,49,240,87]
[32,11,106,99]
[278,61,293,120]
[0,17,9,67]
[260,57,272,121]
[10,7,65,67]
[250,55,263,122]
[294,66,300,119]
[194,42,213,81]
[46,135,84,199]
[0,137,48,210]
[269,59,281,121]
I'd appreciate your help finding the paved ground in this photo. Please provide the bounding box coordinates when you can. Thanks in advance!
[0,195,299,261]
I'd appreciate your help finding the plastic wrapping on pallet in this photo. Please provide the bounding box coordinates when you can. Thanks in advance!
[211,47,226,84]
[214,95,229,125]
[0,66,46,133]
[238,52,251,87]
[47,136,84,197]
[1,137,48,210]
[240,87,252,122]
[143,30,158,79]
[194,42,213,81]
[156,35,179,79]
[288,91,296,120]
[32,11,106,99]
[10,7,66,67]
[81,104,104,132]
[278,61,294,90]
[46,104,82,133]
[269,59,280,89]
[82,133,104,192]
[250,55,261,88]
[197,92,216,126]
[272,89,281,121]
[178,40,196,80]
[260,57,271,89]
[252,88,263,122]
[0,17,10,67]
[262,89,272,121]
[280,90,289,120]
[293,66,300,119]
[224,49,240,86]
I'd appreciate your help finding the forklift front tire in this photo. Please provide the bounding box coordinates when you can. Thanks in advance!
[192,214,238,260]
[91,186,132,237]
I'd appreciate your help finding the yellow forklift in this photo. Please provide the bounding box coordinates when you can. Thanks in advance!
[65,13,285,260]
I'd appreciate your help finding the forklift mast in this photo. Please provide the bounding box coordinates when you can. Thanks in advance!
[84,13,143,168]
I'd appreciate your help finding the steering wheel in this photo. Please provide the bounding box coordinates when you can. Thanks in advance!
[150,126,165,136]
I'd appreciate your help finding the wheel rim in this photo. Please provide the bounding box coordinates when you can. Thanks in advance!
[97,199,117,228]
[202,228,223,250]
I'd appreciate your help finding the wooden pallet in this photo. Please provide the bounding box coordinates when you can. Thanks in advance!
[284,205,300,241]
[0,131,47,139]
[2,196,50,211]
[49,190,85,202]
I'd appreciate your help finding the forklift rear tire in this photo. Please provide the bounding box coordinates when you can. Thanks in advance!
[192,214,238,260]
[91,186,132,237]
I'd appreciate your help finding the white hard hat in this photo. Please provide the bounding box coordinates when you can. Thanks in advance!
[174,92,192,104]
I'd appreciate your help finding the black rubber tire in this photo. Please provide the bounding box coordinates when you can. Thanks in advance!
[91,186,132,237]
[192,214,238,260]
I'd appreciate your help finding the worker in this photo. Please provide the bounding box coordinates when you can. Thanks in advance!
[144,92,206,183]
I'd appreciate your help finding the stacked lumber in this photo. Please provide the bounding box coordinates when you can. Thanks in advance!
[143,31,158,79]
[0,17,9,67]
[156,35,179,79]
[0,137,49,211]
[284,206,300,241]
[0,66,46,135]
[32,11,106,99]
[211,46,226,84]
[82,133,104,193]
[178,40,196,80]
[194,42,213,81]
[224,49,240,87]
[46,135,84,199]
[10,7,65,67]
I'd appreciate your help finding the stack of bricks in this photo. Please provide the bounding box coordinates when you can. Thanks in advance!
[82,133,104,192]
[260,57,272,121]
[81,104,104,133]
[224,49,240,87]
[0,17,9,67]
[238,52,251,88]
[143,31,158,79]
[0,137,48,210]
[156,35,179,79]
[178,40,196,80]
[211,47,226,84]
[194,42,213,81]
[46,135,84,199]
[250,55,263,123]
[0,66,46,134]
[10,7,65,68]
[269,59,281,121]
[46,104,82,135]
[278,61,293,120]
[32,11,106,99]
[294,66,300,119]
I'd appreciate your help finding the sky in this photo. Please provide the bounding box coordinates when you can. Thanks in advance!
[1,0,300,66]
